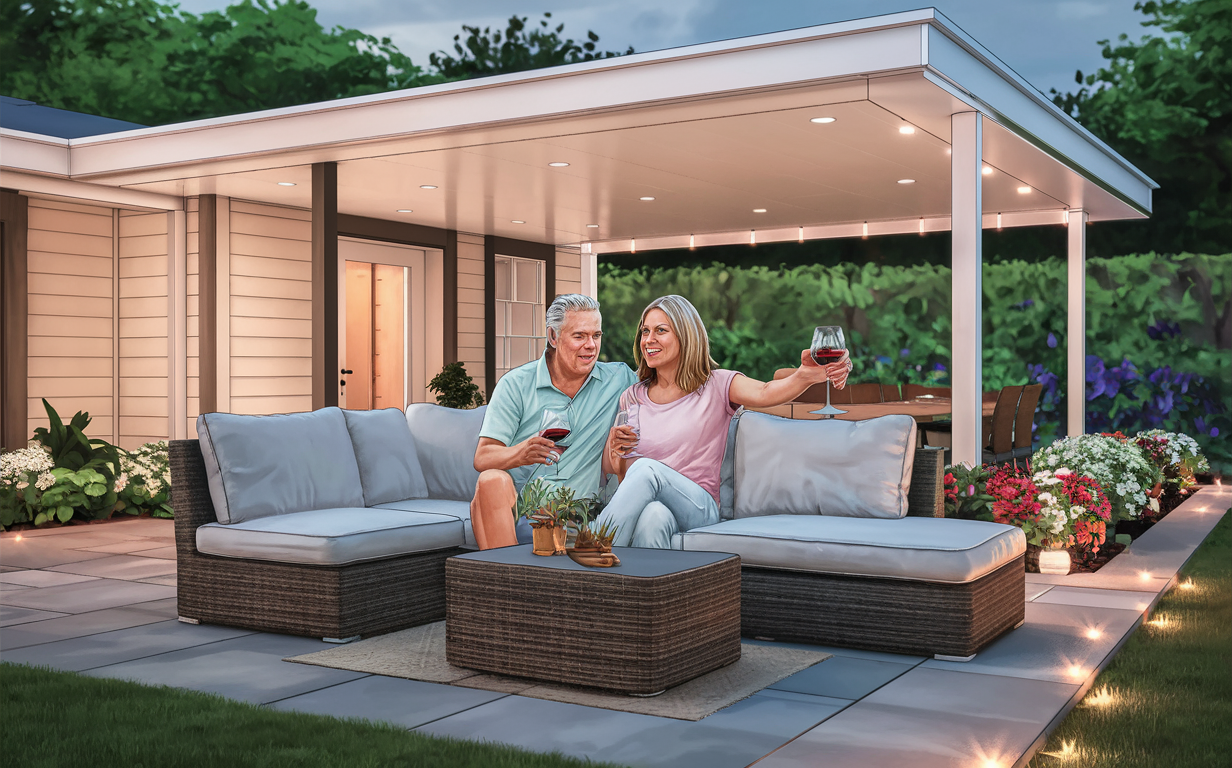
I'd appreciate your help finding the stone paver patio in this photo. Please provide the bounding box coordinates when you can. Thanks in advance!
[2,486,1227,768]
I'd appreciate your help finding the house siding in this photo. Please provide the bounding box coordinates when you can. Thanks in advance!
[117,210,170,448]
[456,232,485,396]
[186,197,200,436]
[25,198,115,440]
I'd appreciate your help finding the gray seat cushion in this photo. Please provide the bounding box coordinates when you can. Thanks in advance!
[342,408,429,506]
[375,498,476,548]
[682,515,1025,584]
[196,408,364,524]
[196,508,464,566]
[404,404,486,501]
[722,412,917,520]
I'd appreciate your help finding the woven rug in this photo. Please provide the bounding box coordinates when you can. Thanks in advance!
[286,621,829,721]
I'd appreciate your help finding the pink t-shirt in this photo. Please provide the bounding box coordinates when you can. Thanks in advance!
[619,369,742,503]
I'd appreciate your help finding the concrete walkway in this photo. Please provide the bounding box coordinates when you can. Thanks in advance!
[2,487,1228,768]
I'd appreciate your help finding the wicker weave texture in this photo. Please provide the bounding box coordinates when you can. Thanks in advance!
[741,556,1025,658]
[171,439,462,639]
[907,447,946,518]
[445,556,741,694]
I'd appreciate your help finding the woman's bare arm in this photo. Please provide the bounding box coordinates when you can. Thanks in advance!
[728,350,851,409]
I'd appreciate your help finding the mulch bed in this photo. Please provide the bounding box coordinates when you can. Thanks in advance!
[1,512,168,535]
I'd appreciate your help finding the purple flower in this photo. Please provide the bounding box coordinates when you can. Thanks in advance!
[900,348,910,357]
[1213,428,1220,437]
[933,362,947,372]
[1047,333,1057,348]
[967,485,976,496]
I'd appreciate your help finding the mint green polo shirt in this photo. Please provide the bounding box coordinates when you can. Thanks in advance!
[480,355,637,498]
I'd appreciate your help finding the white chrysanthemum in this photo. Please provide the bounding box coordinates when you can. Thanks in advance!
[35,472,56,491]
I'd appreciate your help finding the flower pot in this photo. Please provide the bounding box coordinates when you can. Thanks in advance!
[1148,482,1163,498]
[1037,546,1072,575]
[553,525,568,554]
[531,525,559,556]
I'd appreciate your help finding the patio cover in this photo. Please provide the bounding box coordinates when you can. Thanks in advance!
[0,8,1156,466]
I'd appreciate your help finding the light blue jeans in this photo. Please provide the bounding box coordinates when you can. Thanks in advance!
[595,459,719,549]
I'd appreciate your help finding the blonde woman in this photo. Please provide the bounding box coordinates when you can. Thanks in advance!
[596,295,851,548]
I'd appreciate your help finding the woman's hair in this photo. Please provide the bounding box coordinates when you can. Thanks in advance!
[545,294,601,349]
[633,295,717,394]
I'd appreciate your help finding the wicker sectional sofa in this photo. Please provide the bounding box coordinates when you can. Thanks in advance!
[676,411,1026,659]
[172,404,487,641]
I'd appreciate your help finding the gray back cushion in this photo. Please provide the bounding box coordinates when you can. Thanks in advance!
[196,407,364,524]
[721,411,917,520]
[342,408,429,506]
[404,404,486,501]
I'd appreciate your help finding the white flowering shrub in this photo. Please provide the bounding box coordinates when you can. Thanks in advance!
[1032,434,1157,522]
[1133,429,1210,483]
[115,441,173,518]
[1,447,56,526]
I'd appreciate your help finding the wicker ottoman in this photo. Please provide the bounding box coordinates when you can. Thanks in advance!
[445,546,741,694]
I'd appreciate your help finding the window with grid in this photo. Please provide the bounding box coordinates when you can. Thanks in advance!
[494,255,546,381]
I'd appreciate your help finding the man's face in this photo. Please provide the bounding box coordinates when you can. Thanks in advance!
[550,310,602,378]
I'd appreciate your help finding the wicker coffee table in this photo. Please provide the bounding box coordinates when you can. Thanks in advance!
[445,546,741,694]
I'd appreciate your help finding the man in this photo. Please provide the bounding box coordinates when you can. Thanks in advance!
[471,294,636,549]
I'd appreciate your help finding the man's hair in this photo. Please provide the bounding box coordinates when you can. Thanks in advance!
[633,294,717,394]
[545,294,601,348]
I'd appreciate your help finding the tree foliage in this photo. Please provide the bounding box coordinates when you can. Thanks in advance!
[429,12,633,80]
[1052,0,1232,255]
[0,0,438,125]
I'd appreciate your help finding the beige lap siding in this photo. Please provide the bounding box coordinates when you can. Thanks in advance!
[456,233,486,396]
[25,199,116,440]
[555,248,582,297]
[117,211,170,449]
[186,198,200,435]
[227,200,313,416]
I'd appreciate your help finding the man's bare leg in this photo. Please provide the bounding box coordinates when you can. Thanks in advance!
[471,469,518,550]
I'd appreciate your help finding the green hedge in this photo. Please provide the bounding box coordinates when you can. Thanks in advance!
[596,253,1231,468]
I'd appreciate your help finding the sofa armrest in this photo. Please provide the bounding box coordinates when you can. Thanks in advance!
[170,439,219,556]
[906,447,945,518]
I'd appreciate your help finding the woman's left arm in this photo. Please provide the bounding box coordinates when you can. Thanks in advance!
[729,350,852,408]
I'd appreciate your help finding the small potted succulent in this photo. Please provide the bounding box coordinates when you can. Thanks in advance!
[515,479,593,556]
[567,520,621,567]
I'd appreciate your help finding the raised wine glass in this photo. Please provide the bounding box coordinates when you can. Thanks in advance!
[614,403,642,458]
[808,325,848,418]
[539,408,571,481]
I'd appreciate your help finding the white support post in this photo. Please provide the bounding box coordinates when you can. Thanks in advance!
[167,209,188,439]
[580,249,598,299]
[1067,209,1087,437]
[951,112,983,468]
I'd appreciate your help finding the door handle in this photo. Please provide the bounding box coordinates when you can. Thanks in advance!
[341,369,353,375]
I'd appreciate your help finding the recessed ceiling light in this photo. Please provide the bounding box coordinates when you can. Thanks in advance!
[396,209,413,213]
[810,117,836,124]
[1018,186,1032,194]
[420,185,438,190]
[586,224,600,228]
[982,166,994,176]
[548,162,570,167]
[277,182,296,186]
[899,126,916,135]
[753,208,767,213]
[897,179,915,185]
[511,219,526,224]
[640,196,655,201]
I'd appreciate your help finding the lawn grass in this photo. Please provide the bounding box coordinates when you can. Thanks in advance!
[0,662,623,768]
[1029,506,1232,767]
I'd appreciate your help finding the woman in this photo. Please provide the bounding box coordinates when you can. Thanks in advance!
[596,295,850,548]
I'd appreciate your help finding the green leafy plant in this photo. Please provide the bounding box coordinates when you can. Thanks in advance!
[943,463,995,521]
[33,468,110,526]
[30,399,120,519]
[514,479,593,529]
[428,362,485,409]
[0,446,55,528]
[574,519,618,549]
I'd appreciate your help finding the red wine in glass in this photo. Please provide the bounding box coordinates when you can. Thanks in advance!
[540,428,570,452]
[809,326,848,418]
[812,347,845,365]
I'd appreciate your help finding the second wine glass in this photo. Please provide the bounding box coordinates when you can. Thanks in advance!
[809,325,848,418]
[539,407,571,480]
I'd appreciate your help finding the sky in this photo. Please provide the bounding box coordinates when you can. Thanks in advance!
[172,0,1156,97]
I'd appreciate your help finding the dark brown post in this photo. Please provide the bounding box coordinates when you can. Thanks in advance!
[198,195,218,414]
[1,189,29,450]
[444,230,458,365]
[312,162,339,410]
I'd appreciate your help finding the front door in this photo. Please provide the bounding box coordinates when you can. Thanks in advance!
[338,238,430,410]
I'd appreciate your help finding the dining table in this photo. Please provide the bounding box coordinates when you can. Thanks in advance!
[749,397,995,423]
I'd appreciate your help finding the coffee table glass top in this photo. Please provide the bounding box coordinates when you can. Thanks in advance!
[452,544,736,579]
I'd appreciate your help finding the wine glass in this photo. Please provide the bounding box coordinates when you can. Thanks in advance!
[809,325,848,418]
[539,408,571,480]
[614,403,642,458]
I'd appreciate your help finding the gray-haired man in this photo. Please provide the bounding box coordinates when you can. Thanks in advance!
[470,294,637,549]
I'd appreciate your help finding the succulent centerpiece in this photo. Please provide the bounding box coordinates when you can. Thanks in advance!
[567,520,621,567]
[514,479,594,556]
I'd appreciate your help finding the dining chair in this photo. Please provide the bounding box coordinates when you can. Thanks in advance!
[881,384,903,401]
[1010,383,1043,465]
[846,382,884,404]
[982,385,1024,465]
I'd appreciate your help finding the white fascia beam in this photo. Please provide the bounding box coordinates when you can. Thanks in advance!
[1067,209,1088,437]
[582,210,1065,255]
[951,111,983,468]
[0,130,70,176]
[0,170,183,211]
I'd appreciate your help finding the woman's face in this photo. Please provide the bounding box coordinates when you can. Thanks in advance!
[639,308,680,370]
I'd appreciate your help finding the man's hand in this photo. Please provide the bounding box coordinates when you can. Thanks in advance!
[474,435,562,472]
[515,435,563,466]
